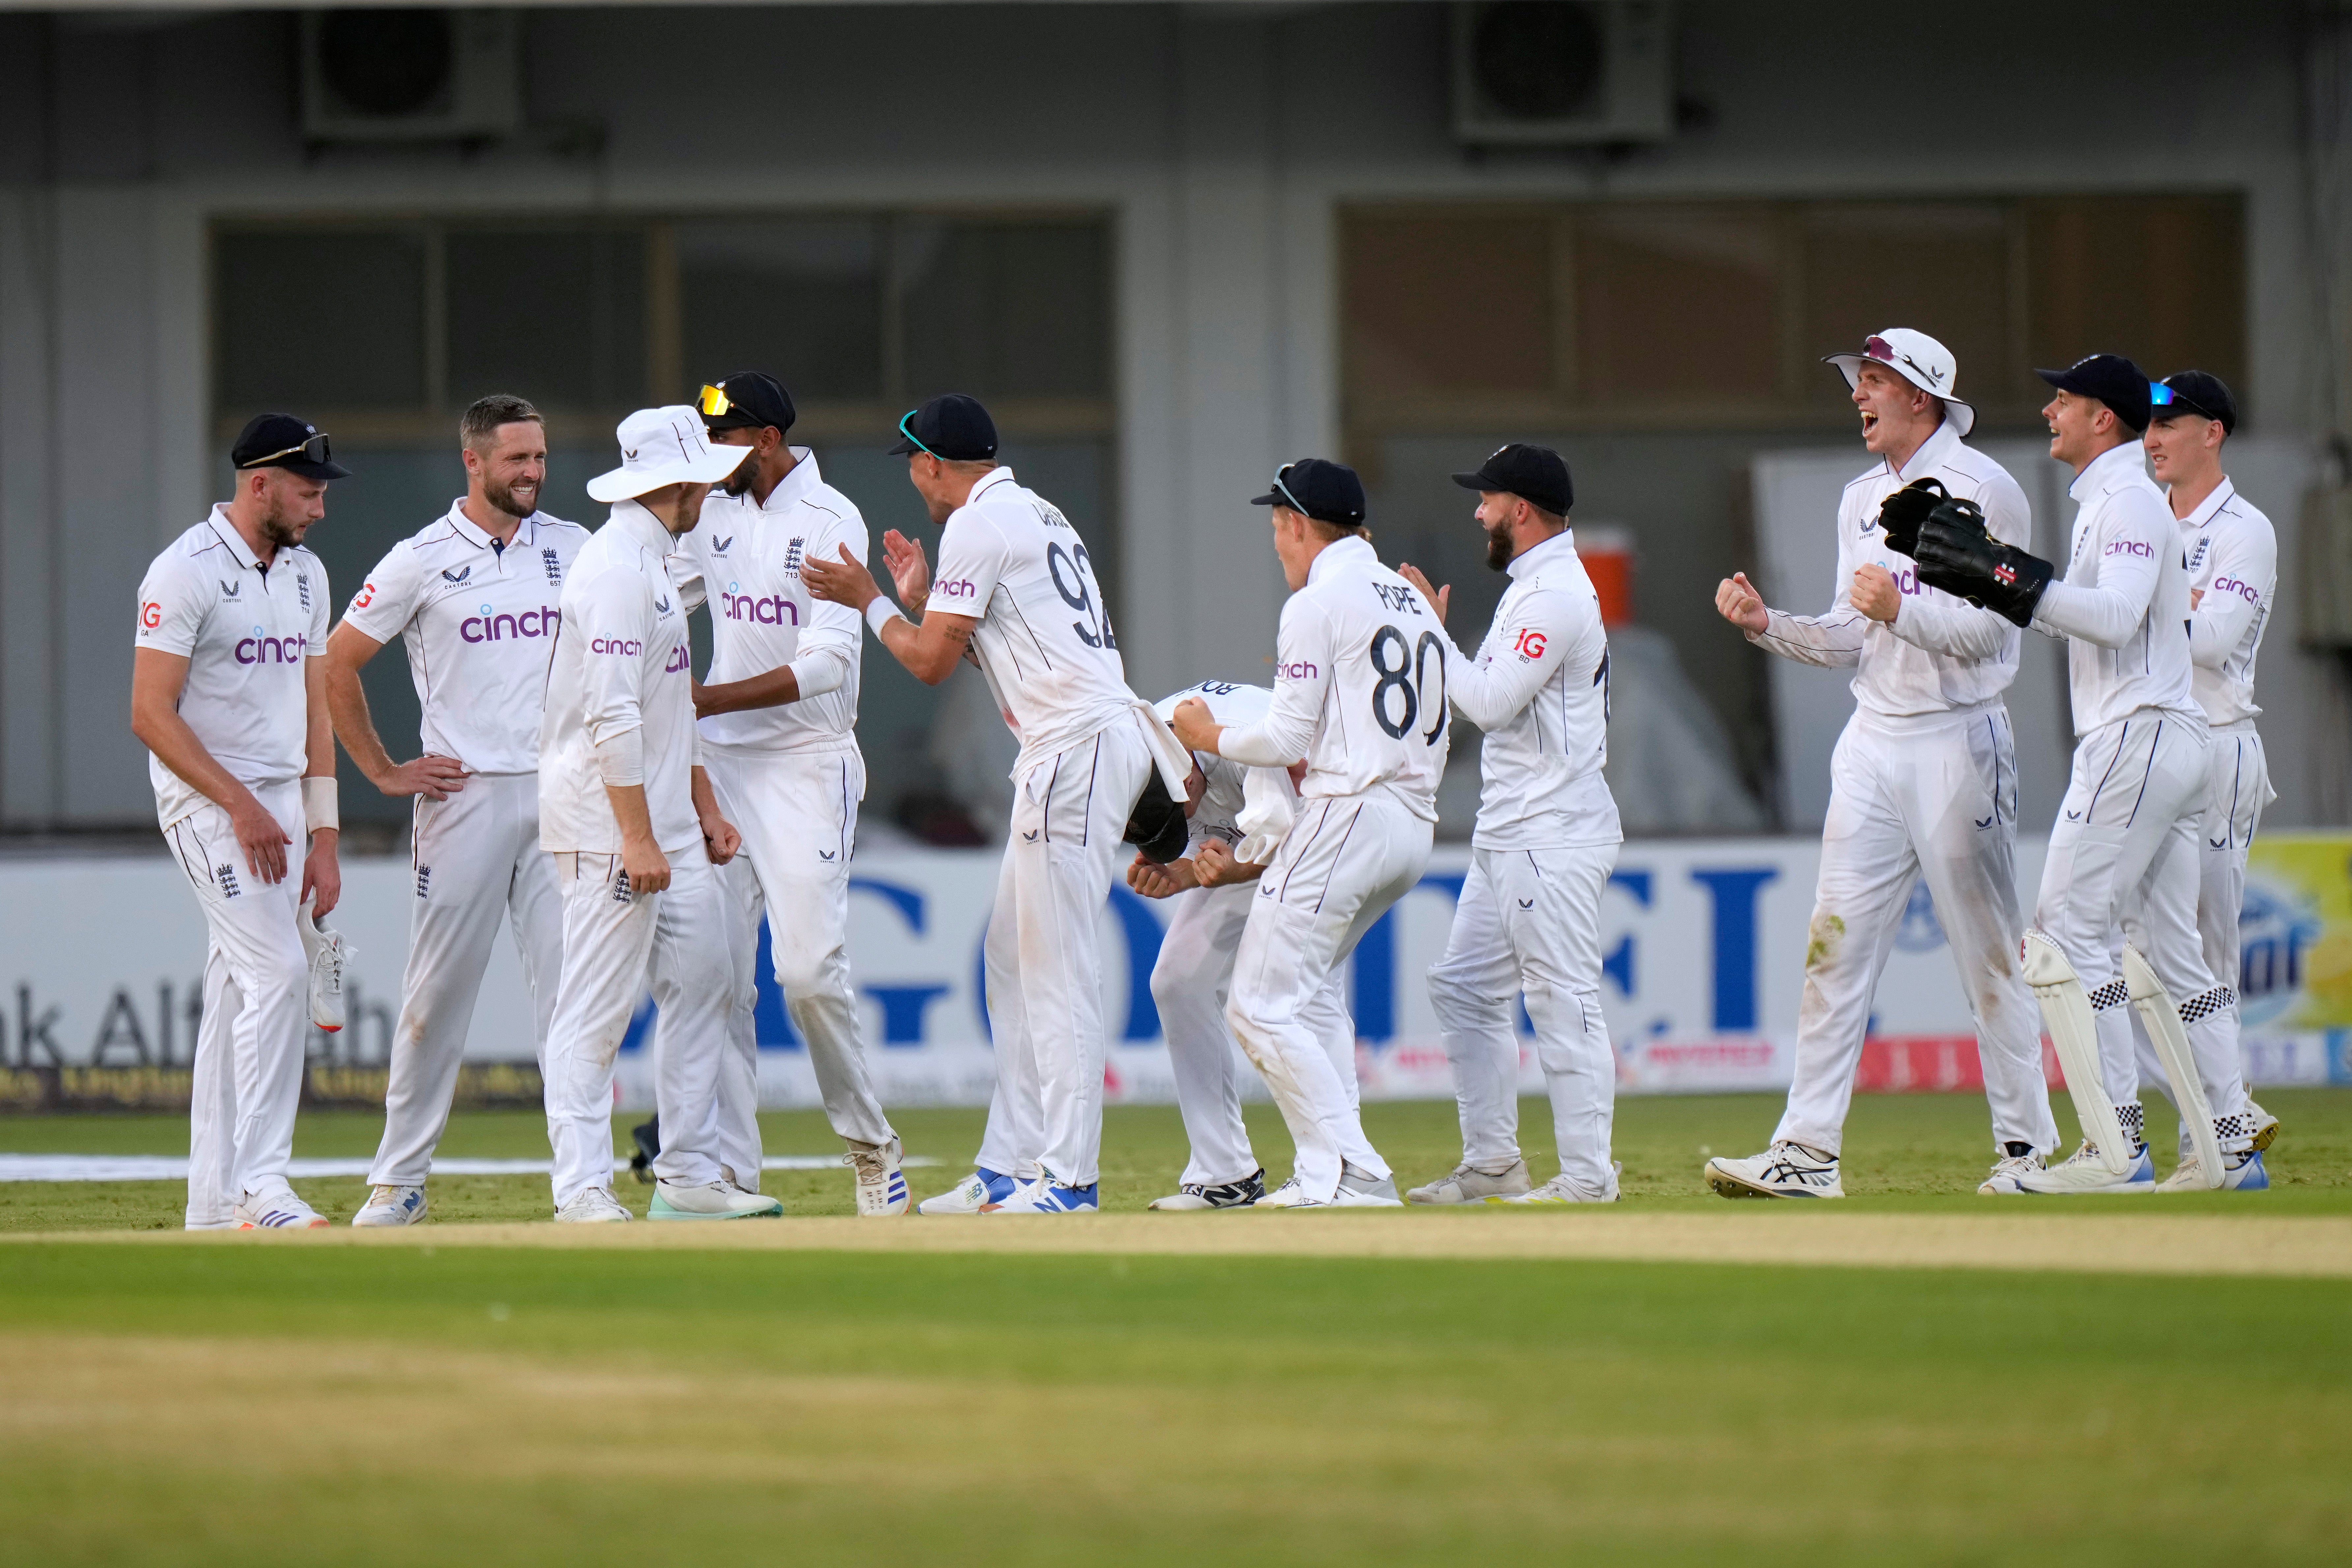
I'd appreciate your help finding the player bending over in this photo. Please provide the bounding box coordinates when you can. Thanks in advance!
[1703,329,2059,1198]
[1127,681,1357,1210]
[1169,460,1451,1208]
[1897,354,2261,1193]
[537,408,757,1222]
[1398,442,1626,1205]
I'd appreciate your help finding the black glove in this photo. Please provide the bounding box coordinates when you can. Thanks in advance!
[1123,770,1190,865]
[1912,499,2054,628]
[1873,477,1948,557]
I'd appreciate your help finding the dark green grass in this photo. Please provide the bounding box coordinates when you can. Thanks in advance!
[3,1089,2349,1229]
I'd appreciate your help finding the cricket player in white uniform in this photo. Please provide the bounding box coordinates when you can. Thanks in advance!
[673,373,905,1217]
[2135,370,2280,1181]
[131,414,346,1230]
[1126,681,1360,1211]
[1171,459,1451,1208]
[1396,443,1626,1205]
[805,394,1192,1215]
[1702,330,2061,1199]
[1903,353,2261,1193]
[328,396,589,1226]
[539,407,763,1223]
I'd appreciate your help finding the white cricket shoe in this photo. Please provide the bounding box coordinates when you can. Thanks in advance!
[2248,1101,2279,1152]
[1254,1170,1402,1209]
[1492,1163,1621,1205]
[351,1184,428,1226]
[1149,1169,1267,1211]
[553,1187,633,1223]
[916,1168,1018,1215]
[1978,1149,2046,1195]
[1705,1142,1843,1199]
[986,1175,1100,1214]
[1406,1159,1531,1205]
[2157,1148,2270,1193]
[234,1190,328,1229]
[2014,1142,2155,1194]
[296,895,354,1033]
[649,1179,784,1220]
[845,1137,911,1217]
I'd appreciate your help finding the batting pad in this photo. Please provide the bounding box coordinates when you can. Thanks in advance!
[2021,931,2132,1173]
[2122,945,2223,1189]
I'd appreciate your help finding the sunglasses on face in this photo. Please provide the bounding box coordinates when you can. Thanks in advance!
[238,432,332,469]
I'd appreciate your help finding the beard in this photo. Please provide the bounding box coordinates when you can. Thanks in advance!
[721,464,757,498]
[483,475,538,518]
[256,493,308,550]
[1484,522,1514,572]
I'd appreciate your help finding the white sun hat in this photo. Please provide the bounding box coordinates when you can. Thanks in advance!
[1822,328,1974,438]
[586,405,752,503]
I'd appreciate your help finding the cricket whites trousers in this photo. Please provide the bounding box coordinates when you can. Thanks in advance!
[1777,706,2059,1158]
[1152,877,1357,1188]
[368,772,564,1188]
[971,717,1152,1189]
[695,744,894,1188]
[165,780,309,1227]
[2038,711,2254,1151]
[541,846,732,1209]
[1426,841,1621,1192]
[1228,785,1432,1201]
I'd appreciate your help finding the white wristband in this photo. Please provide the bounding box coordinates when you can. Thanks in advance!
[302,776,338,835]
[865,597,906,638]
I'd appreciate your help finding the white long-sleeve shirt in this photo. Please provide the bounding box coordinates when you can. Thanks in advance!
[339,503,589,775]
[1441,529,1620,850]
[1217,535,1451,821]
[670,449,863,756]
[1154,681,1298,861]
[2174,476,2275,730]
[2030,440,2199,736]
[1749,419,2027,721]
[540,502,701,856]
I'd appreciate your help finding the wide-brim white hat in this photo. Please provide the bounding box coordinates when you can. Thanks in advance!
[1824,327,1974,438]
[587,406,752,502]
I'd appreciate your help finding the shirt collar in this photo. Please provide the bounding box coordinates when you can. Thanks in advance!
[205,504,266,572]
[444,499,542,549]
[761,448,820,512]
[1306,533,1375,587]
[607,499,675,556]
[1506,527,1575,581]
[2070,440,2150,503]
[2174,474,2238,530]
[967,466,1016,504]
[1890,418,1964,482]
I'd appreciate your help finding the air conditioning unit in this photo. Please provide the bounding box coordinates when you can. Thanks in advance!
[300,9,521,144]
[1451,1,1674,147]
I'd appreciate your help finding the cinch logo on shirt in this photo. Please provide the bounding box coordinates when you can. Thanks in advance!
[1277,660,1318,680]
[461,605,560,643]
[935,577,978,601]
[2105,538,2155,559]
[720,588,798,626]
[591,637,644,656]
[664,643,691,674]
[139,601,161,630]
[1512,629,1548,660]
[235,630,307,665]
[1886,565,1925,597]
[2212,576,2262,603]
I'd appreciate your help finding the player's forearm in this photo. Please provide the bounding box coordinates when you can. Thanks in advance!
[2186,601,2254,671]
[1750,608,1865,668]
[133,702,258,815]
[689,764,722,823]
[696,664,801,716]
[1889,596,2011,661]
[1447,655,1548,732]
[323,659,399,782]
[880,611,968,686]
[1218,716,1312,769]
[602,780,657,846]
[2030,578,2148,649]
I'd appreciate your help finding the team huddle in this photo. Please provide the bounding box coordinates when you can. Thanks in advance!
[127,326,2274,1228]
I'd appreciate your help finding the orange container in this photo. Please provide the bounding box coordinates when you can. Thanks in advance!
[1576,525,1634,628]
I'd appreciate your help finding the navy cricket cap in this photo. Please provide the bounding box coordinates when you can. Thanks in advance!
[2151,370,2237,435]
[231,413,350,481]
[1250,459,1366,528]
[888,394,998,461]
[697,372,796,436]
[2036,353,2154,433]
[1451,442,1572,517]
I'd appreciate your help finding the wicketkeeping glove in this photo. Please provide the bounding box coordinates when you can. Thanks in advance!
[1872,477,1948,557]
[1911,499,2055,628]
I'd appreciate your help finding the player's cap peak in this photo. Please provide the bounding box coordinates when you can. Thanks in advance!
[1250,458,1365,527]
[1451,442,1572,517]
[231,412,351,480]
[888,393,998,461]
[2035,353,2154,433]
[1823,328,1974,437]
[697,372,795,436]
[587,406,753,503]
[2152,370,2236,435]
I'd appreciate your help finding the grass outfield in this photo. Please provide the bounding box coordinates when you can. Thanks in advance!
[1,1094,2348,1563]
[5,1088,2352,1229]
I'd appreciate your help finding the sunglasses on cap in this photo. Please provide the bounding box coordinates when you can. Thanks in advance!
[696,383,738,419]
[1271,464,1311,516]
[896,408,939,459]
[238,432,334,469]
[1863,336,1946,389]
[2149,382,2220,422]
